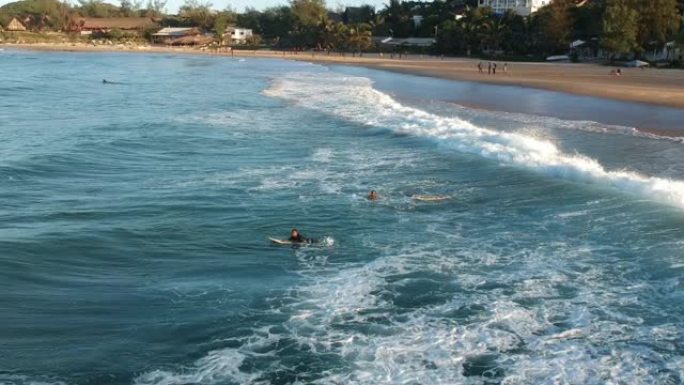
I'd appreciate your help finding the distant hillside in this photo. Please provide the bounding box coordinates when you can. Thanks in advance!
[0,0,71,30]
[0,0,147,30]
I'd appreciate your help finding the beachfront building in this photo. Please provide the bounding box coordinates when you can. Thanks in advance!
[375,36,436,49]
[152,27,210,45]
[644,41,681,63]
[342,6,375,24]
[5,17,27,31]
[152,27,197,43]
[226,27,253,44]
[73,17,157,36]
[478,0,548,16]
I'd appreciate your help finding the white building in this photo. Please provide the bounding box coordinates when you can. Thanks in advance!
[226,27,253,44]
[412,15,423,28]
[478,0,549,16]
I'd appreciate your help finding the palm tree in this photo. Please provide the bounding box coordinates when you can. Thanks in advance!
[333,22,349,53]
[317,16,337,51]
[347,23,372,56]
[480,14,510,54]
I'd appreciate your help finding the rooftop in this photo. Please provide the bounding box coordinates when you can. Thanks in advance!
[78,17,156,30]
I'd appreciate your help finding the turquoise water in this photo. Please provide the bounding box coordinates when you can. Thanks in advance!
[1,50,684,385]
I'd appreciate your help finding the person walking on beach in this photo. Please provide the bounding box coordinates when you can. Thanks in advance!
[503,62,508,74]
[488,62,492,75]
[478,62,483,73]
[492,62,497,75]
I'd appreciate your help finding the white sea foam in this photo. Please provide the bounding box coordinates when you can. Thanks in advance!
[0,374,68,385]
[265,73,684,210]
[311,148,334,163]
[133,71,683,385]
[451,104,684,144]
[134,239,682,385]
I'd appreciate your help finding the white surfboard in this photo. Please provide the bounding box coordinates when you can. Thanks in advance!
[269,237,331,247]
[269,237,294,245]
[412,195,451,202]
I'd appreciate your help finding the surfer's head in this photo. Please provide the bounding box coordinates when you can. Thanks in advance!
[368,190,378,200]
[290,228,302,241]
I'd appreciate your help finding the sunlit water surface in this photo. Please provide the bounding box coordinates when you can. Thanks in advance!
[1,50,683,385]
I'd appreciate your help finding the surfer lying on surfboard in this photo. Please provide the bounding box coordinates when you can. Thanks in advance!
[269,228,317,245]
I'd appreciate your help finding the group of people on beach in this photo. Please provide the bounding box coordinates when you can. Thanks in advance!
[478,61,508,75]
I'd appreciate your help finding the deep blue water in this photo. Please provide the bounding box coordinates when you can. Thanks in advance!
[1,50,683,385]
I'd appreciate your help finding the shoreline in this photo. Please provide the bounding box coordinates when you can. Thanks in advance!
[4,42,684,115]
[269,53,684,111]
[5,42,683,110]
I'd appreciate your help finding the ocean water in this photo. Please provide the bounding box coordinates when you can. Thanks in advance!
[1,50,684,385]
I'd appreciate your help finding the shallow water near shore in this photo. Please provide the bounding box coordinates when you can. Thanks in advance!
[330,64,684,134]
[1,50,684,385]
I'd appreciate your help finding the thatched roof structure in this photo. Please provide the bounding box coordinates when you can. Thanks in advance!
[6,17,27,31]
[166,34,213,46]
[153,27,200,37]
[77,17,156,31]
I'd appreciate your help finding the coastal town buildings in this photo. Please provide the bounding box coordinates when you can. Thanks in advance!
[479,0,591,15]
[478,0,548,16]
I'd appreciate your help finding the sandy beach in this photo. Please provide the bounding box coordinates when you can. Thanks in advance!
[3,43,684,110]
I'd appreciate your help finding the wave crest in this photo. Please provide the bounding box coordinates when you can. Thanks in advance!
[265,73,684,209]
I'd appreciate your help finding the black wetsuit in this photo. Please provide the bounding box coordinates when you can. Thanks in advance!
[289,235,315,244]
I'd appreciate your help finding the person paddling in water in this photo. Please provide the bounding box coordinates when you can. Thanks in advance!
[289,228,303,242]
[289,228,315,244]
[368,190,379,201]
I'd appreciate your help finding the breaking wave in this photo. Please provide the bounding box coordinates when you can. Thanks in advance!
[264,73,684,210]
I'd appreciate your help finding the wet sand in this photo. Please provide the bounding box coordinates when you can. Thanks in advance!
[263,52,684,110]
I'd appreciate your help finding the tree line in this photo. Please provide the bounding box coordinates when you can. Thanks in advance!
[1,0,683,60]
[436,0,682,60]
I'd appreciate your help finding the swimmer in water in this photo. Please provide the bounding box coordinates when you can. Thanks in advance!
[368,190,379,200]
[289,228,303,242]
[288,228,315,244]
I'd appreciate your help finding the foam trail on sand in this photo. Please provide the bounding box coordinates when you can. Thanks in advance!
[265,73,684,209]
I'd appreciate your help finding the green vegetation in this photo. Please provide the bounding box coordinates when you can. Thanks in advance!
[0,0,72,30]
[601,0,639,60]
[0,30,86,43]
[1,0,682,62]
